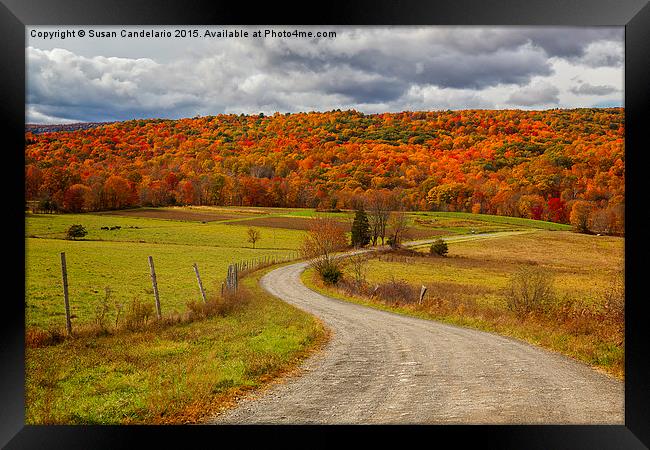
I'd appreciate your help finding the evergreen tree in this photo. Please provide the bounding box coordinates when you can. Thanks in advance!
[351,208,371,247]
[430,238,448,256]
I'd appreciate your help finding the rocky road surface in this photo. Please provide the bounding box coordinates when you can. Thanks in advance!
[211,233,624,424]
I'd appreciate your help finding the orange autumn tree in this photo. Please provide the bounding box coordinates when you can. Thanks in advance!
[300,217,348,284]
[62,183,91,212]
[25,108,624,235]
[104,175,133,210]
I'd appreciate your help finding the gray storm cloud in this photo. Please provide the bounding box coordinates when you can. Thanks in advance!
[506,81,561,106]
[26,26,624,123]
[569,82,619,96]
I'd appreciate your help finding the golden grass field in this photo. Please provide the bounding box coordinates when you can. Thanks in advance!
[305,230,625,379]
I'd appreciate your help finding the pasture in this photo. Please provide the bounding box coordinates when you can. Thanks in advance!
[26,210,304,330]
[369,231,622,305]
[24,206,615,424]
[25,207,571,331]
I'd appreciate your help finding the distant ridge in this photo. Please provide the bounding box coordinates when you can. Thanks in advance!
[25,122,112,134]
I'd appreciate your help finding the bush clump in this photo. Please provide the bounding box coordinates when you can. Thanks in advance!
[26,327,66,348]
[375,278,419,304]
[66,224,88,240]
[430,238,448,256]
[124,297,155,331]
[336,276,419,304]
[505,266,555,317]
[320,262,343,285]
[187,288,247,320]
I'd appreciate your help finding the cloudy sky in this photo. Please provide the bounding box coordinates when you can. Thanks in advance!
[26,26,624,124]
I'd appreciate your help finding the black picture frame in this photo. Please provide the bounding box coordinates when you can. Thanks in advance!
[1,0,648,448]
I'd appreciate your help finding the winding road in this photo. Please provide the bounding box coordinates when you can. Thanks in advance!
[211,232,624,424]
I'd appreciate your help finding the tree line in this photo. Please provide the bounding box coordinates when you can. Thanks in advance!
[25,108,625,235]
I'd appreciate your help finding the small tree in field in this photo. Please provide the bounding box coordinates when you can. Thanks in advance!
[66,224,87,240]
[300,217,348,284]
[430,238,448,256]
[346,253,368,288]
[247,227,261,248]
[366,190,394,245]
[387,210,409,248]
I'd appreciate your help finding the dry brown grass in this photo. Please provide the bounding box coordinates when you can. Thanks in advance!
[228,216,351,231]
[25,327,66,348]
[99,208,250,222]
[307,231,625,378]
[186,289,249,319]
[454,231,623,273]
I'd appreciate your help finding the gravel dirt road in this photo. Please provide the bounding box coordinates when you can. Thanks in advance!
[211,234,624,424]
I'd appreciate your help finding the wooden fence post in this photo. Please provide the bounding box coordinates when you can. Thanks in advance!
[60,252,72,336]
[193,263,207,303]
[148,256,162,319]
[419,285,428,304]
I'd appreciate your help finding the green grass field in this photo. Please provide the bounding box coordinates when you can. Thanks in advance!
[26,211,305,330]
[408,211,571,231]
[24,208,572,331]
[26,267,327,424]
[26,211,306,248]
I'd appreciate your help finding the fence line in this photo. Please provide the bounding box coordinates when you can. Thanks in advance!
[54,251,302,331]
[222,251,302,294]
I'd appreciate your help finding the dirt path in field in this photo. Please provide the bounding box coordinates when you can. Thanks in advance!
[210,232,624,424]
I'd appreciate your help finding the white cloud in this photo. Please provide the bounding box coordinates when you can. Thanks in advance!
[26,106,79,124]
[578,40,624,67]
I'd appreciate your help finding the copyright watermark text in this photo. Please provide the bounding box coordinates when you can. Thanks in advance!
[29,28,337,40]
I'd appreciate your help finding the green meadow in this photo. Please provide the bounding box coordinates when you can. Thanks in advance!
[26,268,327,424]
[26,210,304,330]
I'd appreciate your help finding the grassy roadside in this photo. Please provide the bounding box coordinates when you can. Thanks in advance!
[302,242,624,381]
[26,265,328,424]
[303,269,623,380]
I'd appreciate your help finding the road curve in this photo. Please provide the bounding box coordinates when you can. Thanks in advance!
[211,238,623,424]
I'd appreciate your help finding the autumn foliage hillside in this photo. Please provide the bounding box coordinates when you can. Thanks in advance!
[25,108,625,234]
